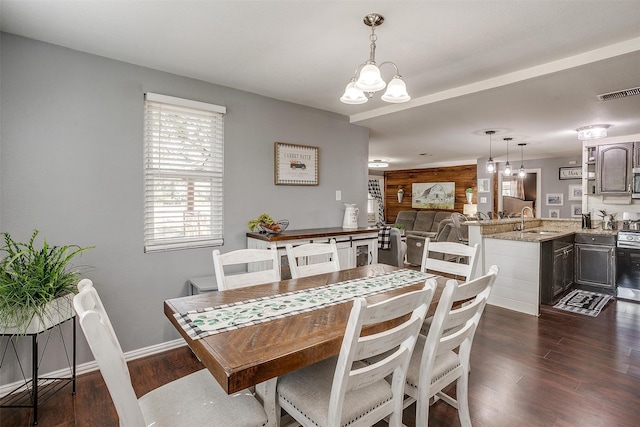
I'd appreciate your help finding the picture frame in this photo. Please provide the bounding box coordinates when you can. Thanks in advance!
[274,142,319,186]
[548,209,560,219]
[412,182,455,209]
[568,184,583,200]
[559,166,582,180]
[478,178,490,193]
[571,204,582,217]
[546,193,564,206]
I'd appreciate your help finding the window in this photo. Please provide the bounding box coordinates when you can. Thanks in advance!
[144,93,226,252]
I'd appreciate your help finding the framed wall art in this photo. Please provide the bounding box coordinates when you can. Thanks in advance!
[412,182,455,209]
[571,204,582,217]
[568,184,583,200]
[559,166,582,180]
[274,142,319,185]
[548,209,560,219]
[478,178,490,193]
[546,193,564,206]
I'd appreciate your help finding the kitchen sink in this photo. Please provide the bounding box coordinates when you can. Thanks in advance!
[523,230,560,235]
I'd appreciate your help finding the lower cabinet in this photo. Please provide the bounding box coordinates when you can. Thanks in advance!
[541,237,574,304]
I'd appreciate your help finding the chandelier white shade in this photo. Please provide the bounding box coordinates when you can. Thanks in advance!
[576,124,610,140]
[485,130,496,173]
[340,13,410,105]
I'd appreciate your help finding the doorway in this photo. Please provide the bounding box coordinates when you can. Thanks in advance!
[497,168,541,217]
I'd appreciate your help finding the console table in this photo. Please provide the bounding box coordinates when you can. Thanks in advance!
[247,227,379,279]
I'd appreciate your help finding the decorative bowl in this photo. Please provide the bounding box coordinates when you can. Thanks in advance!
[258,219,289,234]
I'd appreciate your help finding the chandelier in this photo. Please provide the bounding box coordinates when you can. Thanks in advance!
[485,130,496,173]
[340,13,410,105]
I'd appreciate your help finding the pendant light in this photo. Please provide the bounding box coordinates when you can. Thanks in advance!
[518,143,527,178]
[503,137,512,176]
[485,130,496,173]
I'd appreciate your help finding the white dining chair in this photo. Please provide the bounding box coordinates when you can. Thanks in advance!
[276,281,436,427]
[212,244,280,290]
[286,239,341,279]
[72,279,273,427]
[405,265,499,427]
[420,238,479,281]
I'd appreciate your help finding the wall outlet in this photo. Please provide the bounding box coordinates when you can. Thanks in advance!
[336,190,341,201]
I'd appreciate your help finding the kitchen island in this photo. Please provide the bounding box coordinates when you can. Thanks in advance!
[468,218,617,315]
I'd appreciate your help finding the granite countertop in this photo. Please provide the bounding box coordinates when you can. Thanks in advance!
[484,226,618,243]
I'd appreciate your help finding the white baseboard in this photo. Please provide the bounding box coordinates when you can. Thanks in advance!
[0,338,187,398]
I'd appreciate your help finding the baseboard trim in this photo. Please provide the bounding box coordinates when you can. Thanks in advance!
[0,338,187,398]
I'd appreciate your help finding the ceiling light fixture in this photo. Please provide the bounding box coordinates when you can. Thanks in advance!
[368,160,389,168]
[518,143,527,178]
[576,124,610,140]
[503,137,513,177]
[340,13,410,105]
[485,130,496,173]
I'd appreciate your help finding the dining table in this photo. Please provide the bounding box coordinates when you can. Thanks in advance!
[164,263,443,423]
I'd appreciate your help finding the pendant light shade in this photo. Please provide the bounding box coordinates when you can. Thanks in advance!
[340,80,368,104]
[340,14,410,104]
[503,137,512,177]
[518,143,527,178]
[485,130,496,173]
[381,76,410,103]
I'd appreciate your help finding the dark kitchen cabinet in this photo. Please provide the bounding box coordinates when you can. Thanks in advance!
[541,236,574,304]
[596,143,633,195]
[574,234,616,292]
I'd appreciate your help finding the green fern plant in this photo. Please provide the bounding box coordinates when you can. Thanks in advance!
[0,230,93,332]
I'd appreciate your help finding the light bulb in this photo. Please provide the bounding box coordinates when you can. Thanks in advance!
[504,162,512,176]
[486,158,495,173]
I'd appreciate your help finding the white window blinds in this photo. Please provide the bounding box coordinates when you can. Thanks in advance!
[144,93,226,252]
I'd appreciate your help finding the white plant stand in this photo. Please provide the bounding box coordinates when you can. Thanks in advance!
[0,294,77,425]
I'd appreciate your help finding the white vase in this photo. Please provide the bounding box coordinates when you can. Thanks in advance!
[0,293,75,335]
[466,193,473,204]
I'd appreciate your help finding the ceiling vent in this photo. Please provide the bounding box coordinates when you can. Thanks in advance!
[597,86,640,101]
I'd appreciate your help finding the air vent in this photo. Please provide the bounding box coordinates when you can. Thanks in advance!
[597,86,640,101]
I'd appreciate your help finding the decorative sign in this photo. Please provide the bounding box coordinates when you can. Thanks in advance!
[412,182,455,209]
[559,166,582,180]
[274,142,319,185]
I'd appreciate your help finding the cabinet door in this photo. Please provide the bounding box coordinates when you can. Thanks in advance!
[634,141,640,168]
[552,249,565,297]
[562,246,574,292]
[596,143,633,194]
[574,244,615,289]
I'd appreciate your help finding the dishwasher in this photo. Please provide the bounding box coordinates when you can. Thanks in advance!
[616,229,640,302]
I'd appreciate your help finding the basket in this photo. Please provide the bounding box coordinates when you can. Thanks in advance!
[257,219,289,234]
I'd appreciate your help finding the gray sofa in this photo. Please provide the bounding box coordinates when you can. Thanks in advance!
[394,210,468,266]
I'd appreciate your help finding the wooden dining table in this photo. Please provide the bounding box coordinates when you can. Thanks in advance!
[164,263,444,397]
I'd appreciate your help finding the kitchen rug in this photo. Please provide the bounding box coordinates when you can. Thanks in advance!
[553,289,613,317]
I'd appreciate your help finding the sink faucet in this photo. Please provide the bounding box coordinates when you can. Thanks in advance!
[519,206,534,231]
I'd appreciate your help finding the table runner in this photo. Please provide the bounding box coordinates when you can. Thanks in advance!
[175,269,434,340]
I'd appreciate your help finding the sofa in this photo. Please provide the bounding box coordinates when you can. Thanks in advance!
[393,210,468,266]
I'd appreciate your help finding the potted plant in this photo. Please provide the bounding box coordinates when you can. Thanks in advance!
[0,230,92,334]
[465,188,474,204]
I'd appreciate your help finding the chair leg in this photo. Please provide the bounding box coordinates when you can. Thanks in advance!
[456,373,472,427]
[416,397,430,427]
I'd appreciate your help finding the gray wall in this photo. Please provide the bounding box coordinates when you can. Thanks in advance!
[0,34,369,377]
[476,155,582,218]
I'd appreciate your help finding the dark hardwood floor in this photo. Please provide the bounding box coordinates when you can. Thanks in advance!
[2,298,639,426]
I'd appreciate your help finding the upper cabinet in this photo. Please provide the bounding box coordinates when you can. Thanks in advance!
[596,142,633,195]
[634,141,640,169]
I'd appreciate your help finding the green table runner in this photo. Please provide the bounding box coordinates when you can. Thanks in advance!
[175,269,433,340]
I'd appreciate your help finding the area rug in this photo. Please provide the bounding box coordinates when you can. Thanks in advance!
[553,289,613,317]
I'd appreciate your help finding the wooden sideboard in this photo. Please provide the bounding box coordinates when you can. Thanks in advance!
[247,227,379,279]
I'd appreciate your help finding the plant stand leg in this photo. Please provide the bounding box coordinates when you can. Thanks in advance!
[32,333,38,425]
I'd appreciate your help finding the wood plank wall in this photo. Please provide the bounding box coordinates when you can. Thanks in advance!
[384,165,477,223]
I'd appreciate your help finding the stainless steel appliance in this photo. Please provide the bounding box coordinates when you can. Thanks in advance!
[616,229,640,302]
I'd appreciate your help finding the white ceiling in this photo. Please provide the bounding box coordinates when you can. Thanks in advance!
[2,0,640,170]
